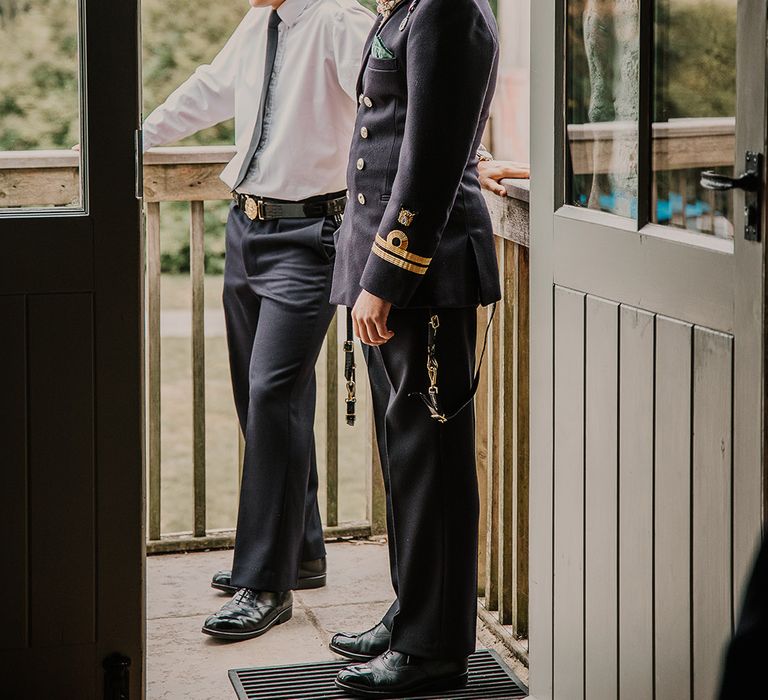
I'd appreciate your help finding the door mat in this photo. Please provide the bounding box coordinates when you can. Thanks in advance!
[229,648,528,699]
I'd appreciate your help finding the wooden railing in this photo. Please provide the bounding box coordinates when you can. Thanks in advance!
[141,146,387,552]
[480,181,530,651]
[0,147,531,654]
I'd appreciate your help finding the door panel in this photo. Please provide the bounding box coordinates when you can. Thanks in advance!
[554,219,734,332]
[0,296,28,653]
[0,0,143,695]
[654,316,693,700]
[549,290,739,699]
[691,327,734,700]
[618,306,655,700]
[552,287,585,699]
[28,294,95,648]
[531,1,764,697]
[584,296,618,700]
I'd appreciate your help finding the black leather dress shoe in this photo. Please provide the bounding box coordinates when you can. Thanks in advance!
[211,558,327,594]
[329,622,391,661]
[201,589,292,641]
[335,650,469,698]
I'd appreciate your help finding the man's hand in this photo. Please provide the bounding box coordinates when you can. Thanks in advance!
[352,290,394,346]
[479,160,530,196]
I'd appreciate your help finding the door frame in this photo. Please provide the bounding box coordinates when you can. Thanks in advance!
[0,0,145,695]
[528,1,767,699]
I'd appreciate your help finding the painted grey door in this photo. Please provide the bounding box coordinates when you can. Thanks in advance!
[0,1,143,697]
[529,1,765,699]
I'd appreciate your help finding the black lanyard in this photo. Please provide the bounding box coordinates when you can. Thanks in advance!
[411,304,497,423]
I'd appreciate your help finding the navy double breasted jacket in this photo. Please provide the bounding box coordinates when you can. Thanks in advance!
[329,0,502,309]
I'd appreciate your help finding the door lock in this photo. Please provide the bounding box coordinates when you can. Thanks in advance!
[701,151,763,241]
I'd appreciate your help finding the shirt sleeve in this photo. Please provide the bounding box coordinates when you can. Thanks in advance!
[358,0,497,307]
[142,11,253,151]
[332,5,376,103]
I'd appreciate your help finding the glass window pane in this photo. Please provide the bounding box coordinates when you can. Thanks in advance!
[652,0,736,239]
[566,0,641,218]
[0,0,83,211]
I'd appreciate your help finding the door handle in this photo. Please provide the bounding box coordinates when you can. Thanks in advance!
[700,170,758,192]
[700,151,762,242]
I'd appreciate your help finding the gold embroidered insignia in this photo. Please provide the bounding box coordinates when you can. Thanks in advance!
[377,0,405,20]
[386,230,409,249]
[397,208,416,227]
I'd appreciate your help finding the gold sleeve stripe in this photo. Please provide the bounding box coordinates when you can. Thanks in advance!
[372,245,429,275]
[375,234,432,266]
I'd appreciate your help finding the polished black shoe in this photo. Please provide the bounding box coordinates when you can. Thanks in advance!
[329,622,392,661]
[201,589,293,641]
[335,650,469,698]
[211,557,327,594]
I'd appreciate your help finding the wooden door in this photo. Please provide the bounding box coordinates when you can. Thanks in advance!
[529,1,765,698]
[0,0,144,697]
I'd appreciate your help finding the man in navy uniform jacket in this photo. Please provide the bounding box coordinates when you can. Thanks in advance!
[328,0,501,695]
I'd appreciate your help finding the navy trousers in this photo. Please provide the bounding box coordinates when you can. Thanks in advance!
[224,203,337,592]
[364,307,480,660]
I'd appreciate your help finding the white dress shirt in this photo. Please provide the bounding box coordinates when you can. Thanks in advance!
[142,0,375,200]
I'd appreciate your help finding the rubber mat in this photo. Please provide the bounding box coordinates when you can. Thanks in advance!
[229,648,528,699]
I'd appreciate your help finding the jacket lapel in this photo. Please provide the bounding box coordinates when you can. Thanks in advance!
[355,1,413,97]
[355,23,378,98]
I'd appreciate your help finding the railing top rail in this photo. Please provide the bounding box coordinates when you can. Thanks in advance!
[0,145,238,170]
[500,178,530,204]
[144,145,236,165]
[0,149,79,169]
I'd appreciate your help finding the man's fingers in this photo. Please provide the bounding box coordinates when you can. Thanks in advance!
[481,176,508,196]
[373,316,394,344]
[364,318,386,346]
[352,314,362,344]
[355,316,376,346]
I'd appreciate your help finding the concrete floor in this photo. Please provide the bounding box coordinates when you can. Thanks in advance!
[147,539,527,699]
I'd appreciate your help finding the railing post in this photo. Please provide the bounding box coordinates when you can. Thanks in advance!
[367,412,387,536]
[485,236,503,612]
[190,200,207,538]
[498,239,530,636]
[498,237,515,625]
[146,201,162,542]
[476,306,490,597]
[326,313,339,527]
[513,244,530,637]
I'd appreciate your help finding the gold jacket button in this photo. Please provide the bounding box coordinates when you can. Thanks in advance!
[357,158,365,171]
[360,127,369,139]
[363,96,373,108]
[357,193,366,205]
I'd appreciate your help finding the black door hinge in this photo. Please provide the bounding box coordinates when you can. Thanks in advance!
[135,129,144,200]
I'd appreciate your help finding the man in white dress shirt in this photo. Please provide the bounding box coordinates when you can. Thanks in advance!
[142,0,374,641]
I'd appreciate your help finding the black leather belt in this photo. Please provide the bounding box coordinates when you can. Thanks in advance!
[233,191,346,221]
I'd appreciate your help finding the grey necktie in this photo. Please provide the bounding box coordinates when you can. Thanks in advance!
[234,9,282,190]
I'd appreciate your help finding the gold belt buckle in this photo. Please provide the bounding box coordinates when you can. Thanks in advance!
[243,196,264,221]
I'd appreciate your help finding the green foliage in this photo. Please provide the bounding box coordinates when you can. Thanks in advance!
[0,0,81,149]
[654,1,736,120]
[568,0,736,125]
[142,0,245,146]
